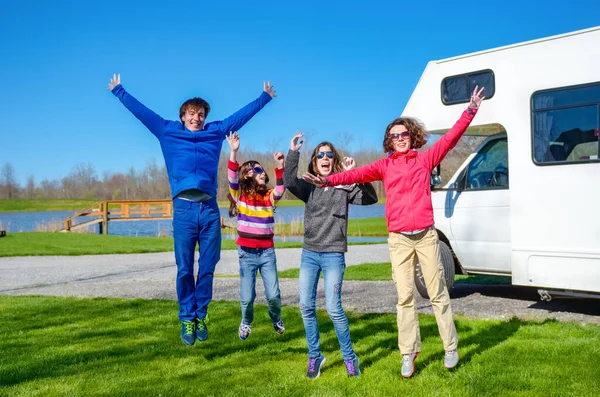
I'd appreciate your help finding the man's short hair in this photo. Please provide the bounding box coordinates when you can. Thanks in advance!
[179,98,211,120]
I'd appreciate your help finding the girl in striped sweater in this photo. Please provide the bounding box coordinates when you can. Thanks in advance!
[226,131,286,341]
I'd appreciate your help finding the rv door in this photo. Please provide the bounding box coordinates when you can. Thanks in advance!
[445,134,511,274]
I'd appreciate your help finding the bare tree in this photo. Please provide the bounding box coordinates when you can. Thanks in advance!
[0,162,19,199]
[25,175,36,198]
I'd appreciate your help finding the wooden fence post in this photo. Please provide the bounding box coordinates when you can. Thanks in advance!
[102,201,109,235]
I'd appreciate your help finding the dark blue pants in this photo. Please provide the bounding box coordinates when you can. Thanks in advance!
[172,198,221,321]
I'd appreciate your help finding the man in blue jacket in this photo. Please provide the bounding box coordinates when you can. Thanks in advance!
[107,74,276,345]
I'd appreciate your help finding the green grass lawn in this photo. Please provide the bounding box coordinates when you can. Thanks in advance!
[0,224,388,256]
[0,232,304,256]
[0,296,597,396]
[0,199,99,213]
[278,262,512,285]
[274,216,388,237]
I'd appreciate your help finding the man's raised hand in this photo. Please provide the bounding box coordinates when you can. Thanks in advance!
[107,73,121,91]
[264,81,277,98]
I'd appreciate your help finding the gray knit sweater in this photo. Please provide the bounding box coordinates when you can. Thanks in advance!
[283,149,378,253]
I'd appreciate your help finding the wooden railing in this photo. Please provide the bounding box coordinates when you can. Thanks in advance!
[62,200,173,235]
[62,200,234,235]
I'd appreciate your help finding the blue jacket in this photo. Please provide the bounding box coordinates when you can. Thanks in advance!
[111,84,272,198]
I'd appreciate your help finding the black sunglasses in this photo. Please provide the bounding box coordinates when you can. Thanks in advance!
[317,151,335,159]
[390,131,410,140]
[251,166,264,175]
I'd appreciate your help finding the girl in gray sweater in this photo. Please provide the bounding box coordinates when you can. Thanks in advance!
[283,133,378,379]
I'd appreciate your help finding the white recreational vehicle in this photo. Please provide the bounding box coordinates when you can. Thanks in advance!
[404,26,600,300]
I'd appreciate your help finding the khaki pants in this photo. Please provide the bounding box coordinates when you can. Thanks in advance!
[388,228,458,354]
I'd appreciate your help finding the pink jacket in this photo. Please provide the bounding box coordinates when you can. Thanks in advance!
[324,107,478,233]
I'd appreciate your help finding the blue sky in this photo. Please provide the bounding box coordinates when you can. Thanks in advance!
[1,0,598,185]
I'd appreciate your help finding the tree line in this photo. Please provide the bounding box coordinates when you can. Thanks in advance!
[0,136,484,202]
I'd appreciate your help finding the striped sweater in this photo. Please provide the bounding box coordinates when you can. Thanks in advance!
[228,160,285,248]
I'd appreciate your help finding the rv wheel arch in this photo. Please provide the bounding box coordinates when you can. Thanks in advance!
[436,230,465,275]
[415,240,456,299]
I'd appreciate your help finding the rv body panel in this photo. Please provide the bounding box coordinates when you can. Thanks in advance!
[403,27,600,295]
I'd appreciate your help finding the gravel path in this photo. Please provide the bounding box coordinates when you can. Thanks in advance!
[1,245,598,324]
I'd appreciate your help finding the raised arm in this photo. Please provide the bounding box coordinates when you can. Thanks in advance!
[303,159,385,187]
[342,157,379,205]
[226,131,241,202]
[283,133,312,202]
[107,74,168,138]
[219,81,276,136]
[421,86,485,170]
[271,152,286,205]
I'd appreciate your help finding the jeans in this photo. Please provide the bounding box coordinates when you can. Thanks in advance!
[299,249,356,361]
[238,246,282,325]
[173,198,221,321]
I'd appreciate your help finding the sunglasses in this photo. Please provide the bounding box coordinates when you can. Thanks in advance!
[390,131,410,140]
[317,151,335,159]
[251,166,264,175]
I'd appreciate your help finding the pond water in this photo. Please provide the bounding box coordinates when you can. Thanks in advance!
[0,204,387,242]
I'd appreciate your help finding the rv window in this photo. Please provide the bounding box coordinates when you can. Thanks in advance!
[465,138,509,190]
[532,82,600,165]
[442,70,495,105]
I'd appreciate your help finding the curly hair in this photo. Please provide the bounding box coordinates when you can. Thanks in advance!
[382,117,429,153]
[228,160,271,217]
[307,141,346,176]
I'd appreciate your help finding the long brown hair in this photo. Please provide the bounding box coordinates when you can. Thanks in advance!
[228,160,271,217]
[382,117,429,153]
[307,141,345,176]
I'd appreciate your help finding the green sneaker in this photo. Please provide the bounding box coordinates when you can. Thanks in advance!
[401,352,418,378]
[180,320,195,345]
[196,317,208,342]
[444,350,459,369]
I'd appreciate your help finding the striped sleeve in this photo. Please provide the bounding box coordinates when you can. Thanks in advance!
[271,167,285,205]
[228,160,240,202]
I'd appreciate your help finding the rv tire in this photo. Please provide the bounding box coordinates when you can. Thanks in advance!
[414,241,455,299]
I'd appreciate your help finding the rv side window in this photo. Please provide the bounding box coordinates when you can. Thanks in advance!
[532,83,600,165]
[465,138,509,190]
[442,70,495,105]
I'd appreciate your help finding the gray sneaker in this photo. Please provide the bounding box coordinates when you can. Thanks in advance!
[306,354,326,380]
[444,350,459,369]
[401,352,419,378]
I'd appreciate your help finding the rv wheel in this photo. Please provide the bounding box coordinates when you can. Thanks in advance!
[414,241,455,299]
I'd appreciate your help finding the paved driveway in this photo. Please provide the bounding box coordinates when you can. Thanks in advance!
[1,245,598,324]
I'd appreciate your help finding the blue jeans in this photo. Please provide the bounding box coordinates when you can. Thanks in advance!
[238,246,282,325]
[299,249,356,361]
[172,198,221,321]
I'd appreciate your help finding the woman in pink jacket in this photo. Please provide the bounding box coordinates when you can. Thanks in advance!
[303,86,485,378]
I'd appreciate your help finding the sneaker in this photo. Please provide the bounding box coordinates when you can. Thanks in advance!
[306,354,326,380]
[444,349,459,369]
[180,320,196,345]
[401,352,419,378]
[344,356,361,377]
[196,317,208,342]
[273,319,285,335]
[239,323,251,341]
